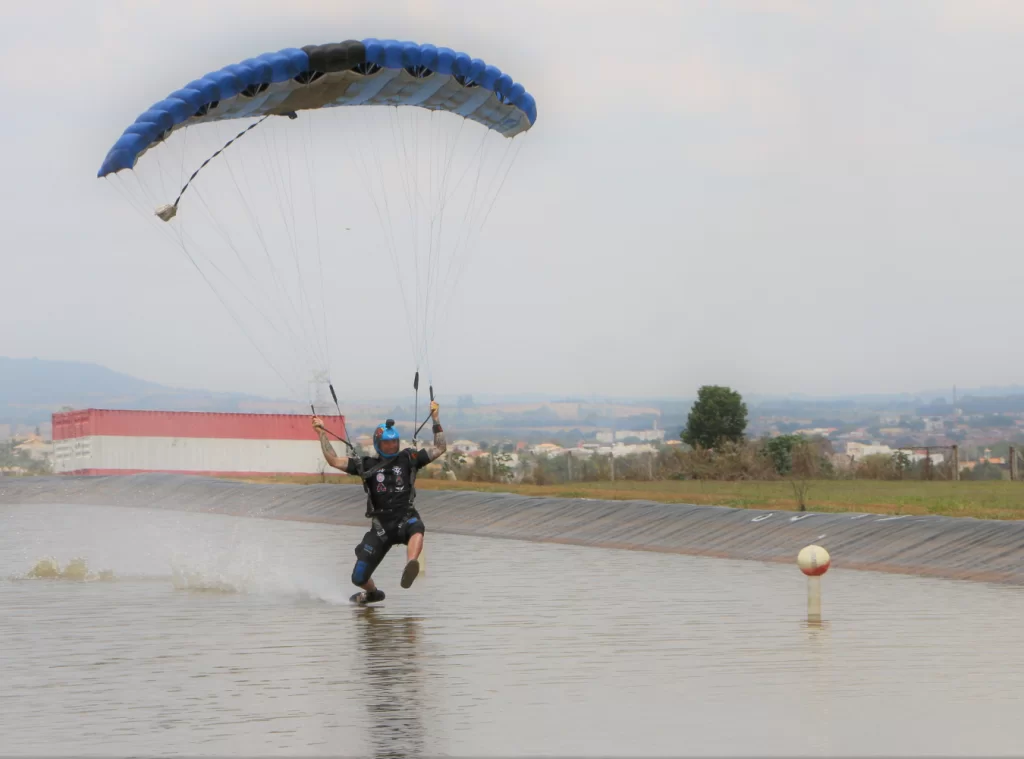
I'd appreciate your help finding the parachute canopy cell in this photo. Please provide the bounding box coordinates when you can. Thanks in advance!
[97,38,538,177]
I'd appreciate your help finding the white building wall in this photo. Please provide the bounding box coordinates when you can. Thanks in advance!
[54,435,331,475]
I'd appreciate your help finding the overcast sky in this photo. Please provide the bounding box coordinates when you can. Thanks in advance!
[3,1,1024,404]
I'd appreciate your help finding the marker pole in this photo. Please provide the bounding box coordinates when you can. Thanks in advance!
[797,544,831,624]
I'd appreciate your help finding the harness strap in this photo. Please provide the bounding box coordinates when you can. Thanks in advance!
[361,449,417,518]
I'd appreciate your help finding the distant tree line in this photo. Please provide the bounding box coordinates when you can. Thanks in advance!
[412,385,1024,493]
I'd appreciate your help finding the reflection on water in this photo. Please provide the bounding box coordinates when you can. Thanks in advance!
[3,502,1024,756]
[355,609,427,759]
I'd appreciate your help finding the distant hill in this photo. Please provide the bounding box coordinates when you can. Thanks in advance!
[6,355,1024,435]
[0,357,298,426]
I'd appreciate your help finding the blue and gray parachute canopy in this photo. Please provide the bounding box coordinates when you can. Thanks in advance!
[99,38,535,406]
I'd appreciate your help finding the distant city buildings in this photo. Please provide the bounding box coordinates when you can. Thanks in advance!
[843,442,895,461]
[5,396,1024,480]
[595,421,665,444]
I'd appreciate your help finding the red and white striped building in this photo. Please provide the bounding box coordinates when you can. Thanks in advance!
[52,409,347,477]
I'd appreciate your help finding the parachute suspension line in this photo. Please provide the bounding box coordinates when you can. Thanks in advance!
[178,126,190,196]
[423,109,450,373]
[182,126,319,373]
[354,110,404,262]
[143,131,183,210]
[420,123,494,353]
[281,119,332,396]
[172,251,298,398]
[428,135,524,354]
[185,130,277,288]
[421,111,439,373]
[419,114,439,374]
[342,108,417,359]
[134,122,323,396]
[434,117,465,256]
[258,123,324,372]
[385,107,424,364]
[346,116,418,365]
[275,121,328,376]
[132,157,170,218]
[304,113,332,376]
[414,107,429,371]
[113,171,303,400]
[452,136,519,279]
[280,121,300,247]
[396,106,439,372]
[444,136,523,322]
[420,110,436,373]
[107,174,168,235]
[424,110,444,374]
[420,114,465,374]
[218,119,321,381]
[325,383,362,463]
[417,109,430,367]
[419,113,433,371]
[170,166,316,383]
[279,120,320,352]
[153,134,171,206]
[408,106,429,369]
[262,122,298,269]
[130,126,189,214]
[203,134,298,326]
[435,140,523,348]
[217,125,319,367]
[388,106,432,368]
[384,108,415,339]
[429,117,464,311]
[181,182,315,373]
[154,114,272,222]
[424,129,494,350]
[171,222,302,400]
[436,127,492,212]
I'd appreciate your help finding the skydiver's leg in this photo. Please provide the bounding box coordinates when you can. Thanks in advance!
[400,513,425,589]
[350,528,391,603]
[407,532,423,562]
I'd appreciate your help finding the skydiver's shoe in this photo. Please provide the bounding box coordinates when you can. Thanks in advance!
[400,559,420,589]
[350,588,386,605]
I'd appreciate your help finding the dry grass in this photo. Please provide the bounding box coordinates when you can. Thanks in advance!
[221,474,1024,521]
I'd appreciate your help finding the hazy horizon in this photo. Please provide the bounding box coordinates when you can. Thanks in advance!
[4,355,1014,412]
[4,1,1023,404]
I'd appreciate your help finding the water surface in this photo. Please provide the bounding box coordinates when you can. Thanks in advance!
[2,502,1023,756]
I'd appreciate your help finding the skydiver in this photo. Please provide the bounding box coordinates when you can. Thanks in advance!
[312,401,447,604]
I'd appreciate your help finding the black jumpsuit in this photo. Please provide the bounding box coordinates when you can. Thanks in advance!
[345,448,430,585]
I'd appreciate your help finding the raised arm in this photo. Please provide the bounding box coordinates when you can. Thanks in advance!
[311,416,350,471]
[423,401,447,462]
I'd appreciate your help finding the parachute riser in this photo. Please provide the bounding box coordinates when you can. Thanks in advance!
[310,402,356,454]
[413,384,435,441]
[309,381,359,459]
[413,371,420,446]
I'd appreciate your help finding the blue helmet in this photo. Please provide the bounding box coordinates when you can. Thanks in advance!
[373,419,401,458]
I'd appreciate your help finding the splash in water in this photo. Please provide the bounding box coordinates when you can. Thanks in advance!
[26,557,115,582]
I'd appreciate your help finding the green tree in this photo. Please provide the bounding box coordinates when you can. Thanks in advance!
[891,451,912,479]
[681,385,748,450]
[764,434,801,475]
